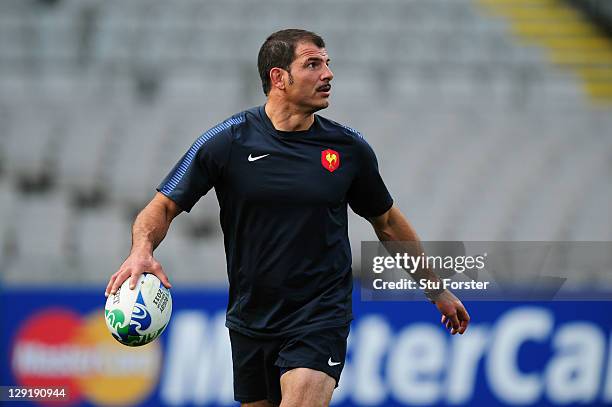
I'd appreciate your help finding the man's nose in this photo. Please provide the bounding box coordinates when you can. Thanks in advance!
[322,65,334,81]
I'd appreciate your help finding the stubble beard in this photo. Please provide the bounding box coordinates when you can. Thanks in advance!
[286,71,330,113]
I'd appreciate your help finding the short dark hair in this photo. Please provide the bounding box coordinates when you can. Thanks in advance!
[257,29,326,95]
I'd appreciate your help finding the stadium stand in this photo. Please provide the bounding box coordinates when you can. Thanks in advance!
[0,0,610,284]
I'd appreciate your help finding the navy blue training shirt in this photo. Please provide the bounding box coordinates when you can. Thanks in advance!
[158,105,393,337]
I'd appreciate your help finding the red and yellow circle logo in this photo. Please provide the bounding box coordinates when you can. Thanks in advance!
[11,308,162,406]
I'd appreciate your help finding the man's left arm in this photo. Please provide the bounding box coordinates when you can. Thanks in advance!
[368,205,470,335]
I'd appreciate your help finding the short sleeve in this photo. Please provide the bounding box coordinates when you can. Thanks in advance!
[347,138,393,218]
[156,117,240,212]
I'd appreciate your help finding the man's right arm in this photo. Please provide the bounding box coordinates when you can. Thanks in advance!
[105,192,182,297]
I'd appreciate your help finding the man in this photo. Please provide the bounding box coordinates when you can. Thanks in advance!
[105,29,469,407]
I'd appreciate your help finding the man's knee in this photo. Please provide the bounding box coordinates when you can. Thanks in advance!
[280,368,335,407]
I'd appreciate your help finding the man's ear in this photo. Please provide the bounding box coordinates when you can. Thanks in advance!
[269,67,286,91]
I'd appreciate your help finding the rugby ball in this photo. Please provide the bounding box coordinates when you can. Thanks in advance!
[104,273,172,346]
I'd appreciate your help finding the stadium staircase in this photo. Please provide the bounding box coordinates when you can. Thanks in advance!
[477,0,612,103]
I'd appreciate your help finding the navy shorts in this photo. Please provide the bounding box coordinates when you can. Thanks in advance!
[229,325,350,404]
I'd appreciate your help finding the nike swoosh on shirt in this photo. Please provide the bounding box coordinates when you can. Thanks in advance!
[248,153,270,162]
[328,357,341,366]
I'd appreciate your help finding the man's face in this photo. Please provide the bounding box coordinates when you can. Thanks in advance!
[284,42,333,112]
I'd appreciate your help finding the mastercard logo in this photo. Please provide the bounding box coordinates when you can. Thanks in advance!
[10,308,162,406]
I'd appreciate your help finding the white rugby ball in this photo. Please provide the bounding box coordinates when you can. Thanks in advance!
[104,273,172,346]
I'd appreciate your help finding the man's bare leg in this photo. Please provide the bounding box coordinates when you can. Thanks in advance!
[279,368,335,407]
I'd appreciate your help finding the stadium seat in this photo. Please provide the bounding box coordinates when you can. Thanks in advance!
[72,206,131,279]
[5,192,71,283]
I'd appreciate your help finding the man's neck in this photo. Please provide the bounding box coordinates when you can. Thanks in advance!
[265,99,315,132]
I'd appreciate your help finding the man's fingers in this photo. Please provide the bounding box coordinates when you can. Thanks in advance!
[109,272,125,295]
[458,306,471,323]
[106,257,169,298]
[457,306,471,334]
[105,273,118,297]
[449,312,460,333]
[111,270,130,294]
[442,315,453,331]
[437,298,470,335]
[151,265,172,289]
[129,272,141,290]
